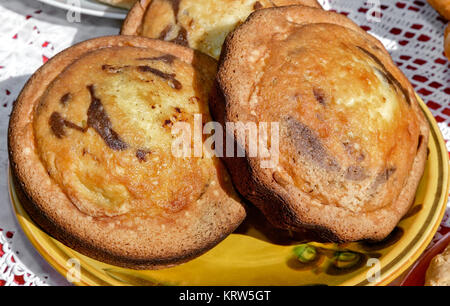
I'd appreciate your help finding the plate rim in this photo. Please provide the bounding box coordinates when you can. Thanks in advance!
[7,96,450,286]
[36,0,128,19]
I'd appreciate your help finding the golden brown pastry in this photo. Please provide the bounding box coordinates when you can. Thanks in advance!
[121,0,322,59]
[428,0,450,20]
[211,6,429,242]
[8,36,246,269]
[96,0,137,9]
[425,243,450,286]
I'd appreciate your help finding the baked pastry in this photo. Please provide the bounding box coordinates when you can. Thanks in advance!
[211,6,429,242]
[96,0,137,9]
[8,36,246,269]
[121,0,322,59]
[425,243,450,286]
[428,0,450,20]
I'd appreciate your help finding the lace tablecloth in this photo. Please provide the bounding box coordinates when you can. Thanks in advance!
[0,0,448,286]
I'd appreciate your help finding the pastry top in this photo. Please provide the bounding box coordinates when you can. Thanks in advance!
[425,243,450,286]
[34,46,215,218]
[9,36,245,268]
[96,0,137,9]
[214,6,429,241]
[121,0,322,59]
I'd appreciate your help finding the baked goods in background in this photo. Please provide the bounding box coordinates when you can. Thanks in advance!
[121,0,322,59]
[427,1,450,61]
[427,0,450,20]
[211,6,429,242]
[425,242,450,286]
[96,0,137,9]
[8,36,246,269]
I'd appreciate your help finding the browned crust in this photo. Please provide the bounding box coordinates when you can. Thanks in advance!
[97,0,137,9]
[211,6,430,242]
[120,0,322,36]
[121,0,153,35]
[9,35,246,269]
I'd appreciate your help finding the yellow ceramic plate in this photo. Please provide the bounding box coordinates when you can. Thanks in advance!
[9,96,450,286]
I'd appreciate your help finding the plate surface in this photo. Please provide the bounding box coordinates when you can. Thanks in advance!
[9,96,450,286]
[37,0,128,19]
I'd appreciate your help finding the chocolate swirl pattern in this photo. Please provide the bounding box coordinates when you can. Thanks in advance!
[9,37,246,269]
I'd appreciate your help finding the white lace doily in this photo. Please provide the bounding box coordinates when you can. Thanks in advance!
[0,0,448,286]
